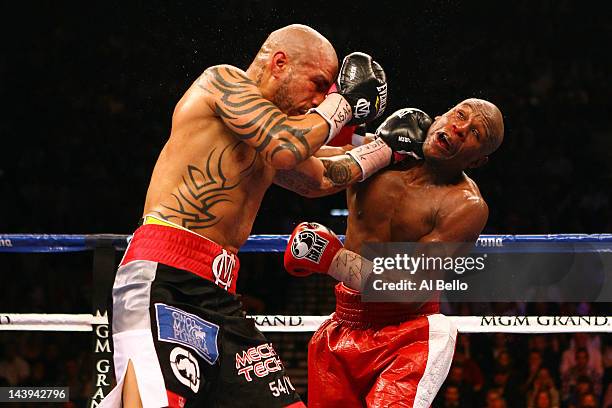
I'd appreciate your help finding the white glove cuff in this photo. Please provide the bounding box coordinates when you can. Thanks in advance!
[346,138,392,181]
[311,93,352,144]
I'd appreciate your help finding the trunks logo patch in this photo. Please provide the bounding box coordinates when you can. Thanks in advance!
[212,249,236,291]
[155,303,219,364]
[291,229,329,264]
[170,346,200,393]
[235,343,283,382]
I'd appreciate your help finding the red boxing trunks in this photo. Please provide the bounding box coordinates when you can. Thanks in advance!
[100,217,304,408]
[308,283,457,408]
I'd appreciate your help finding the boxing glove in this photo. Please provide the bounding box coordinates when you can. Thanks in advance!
[314,52,387,143]
[284,222,344,277]
[346,108,432,180]
[376,108,431,161]
[337,52,387,125]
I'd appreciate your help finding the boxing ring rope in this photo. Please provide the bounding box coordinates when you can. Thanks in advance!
[2,313,611,334]
[4,233,612,253]
[1,233,611,334]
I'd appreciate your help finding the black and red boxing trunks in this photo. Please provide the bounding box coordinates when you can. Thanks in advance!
[308,283,457,408]
[100,216,304,408]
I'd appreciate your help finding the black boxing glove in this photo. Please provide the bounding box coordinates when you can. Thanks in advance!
[337,53,387,124]
[313,52,387,143]
[376,108,431,161]
[346,108,431,180]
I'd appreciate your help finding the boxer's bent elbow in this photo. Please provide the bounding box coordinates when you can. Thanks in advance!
[266,144,300,170]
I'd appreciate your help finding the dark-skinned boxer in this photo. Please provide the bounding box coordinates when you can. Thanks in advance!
[285,99,504,407]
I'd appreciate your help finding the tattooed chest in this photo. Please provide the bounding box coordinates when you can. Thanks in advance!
[154,142,270,231]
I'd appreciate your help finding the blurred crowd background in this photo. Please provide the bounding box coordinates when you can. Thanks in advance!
[1,0,610,406]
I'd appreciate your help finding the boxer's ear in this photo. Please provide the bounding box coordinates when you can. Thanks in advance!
[271,51,288,77]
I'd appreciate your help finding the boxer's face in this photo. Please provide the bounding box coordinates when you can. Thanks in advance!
[273,59,336,116]
[422,100,495,168]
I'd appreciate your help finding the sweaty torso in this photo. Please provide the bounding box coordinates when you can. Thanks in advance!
[143,68,276,252]
[344,161,484,311]
[344,161,482,251]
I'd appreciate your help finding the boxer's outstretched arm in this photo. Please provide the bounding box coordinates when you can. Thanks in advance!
[200,65,331,170]
[328,248,373,290]
[273,154,363,198]
[313,145,353,157]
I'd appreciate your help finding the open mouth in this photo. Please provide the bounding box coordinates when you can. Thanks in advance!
[436,132,452,153]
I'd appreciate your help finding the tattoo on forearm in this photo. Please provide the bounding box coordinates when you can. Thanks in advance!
[274,170,321,196]
[200,66,318,164]
[275,156,359,196]
[322,157,354,186]
[154,142,257,229]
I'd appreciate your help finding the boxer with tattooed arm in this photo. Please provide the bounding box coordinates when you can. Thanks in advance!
[101,24,395,408]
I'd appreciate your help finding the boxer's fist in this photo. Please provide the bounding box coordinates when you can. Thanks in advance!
[376,108,432,162]
[337,52,388,125]
[312,56,386,143]
[284,222,343,277]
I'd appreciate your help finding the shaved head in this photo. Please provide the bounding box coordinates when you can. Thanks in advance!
[252,24,338,81]
[460,98,504,155]
[423,97,505,169]
[259,24,337,66]
[247,24,338,115]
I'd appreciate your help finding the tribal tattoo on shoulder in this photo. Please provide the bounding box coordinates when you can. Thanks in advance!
[152,142,257,230]
[198,66,318,165]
